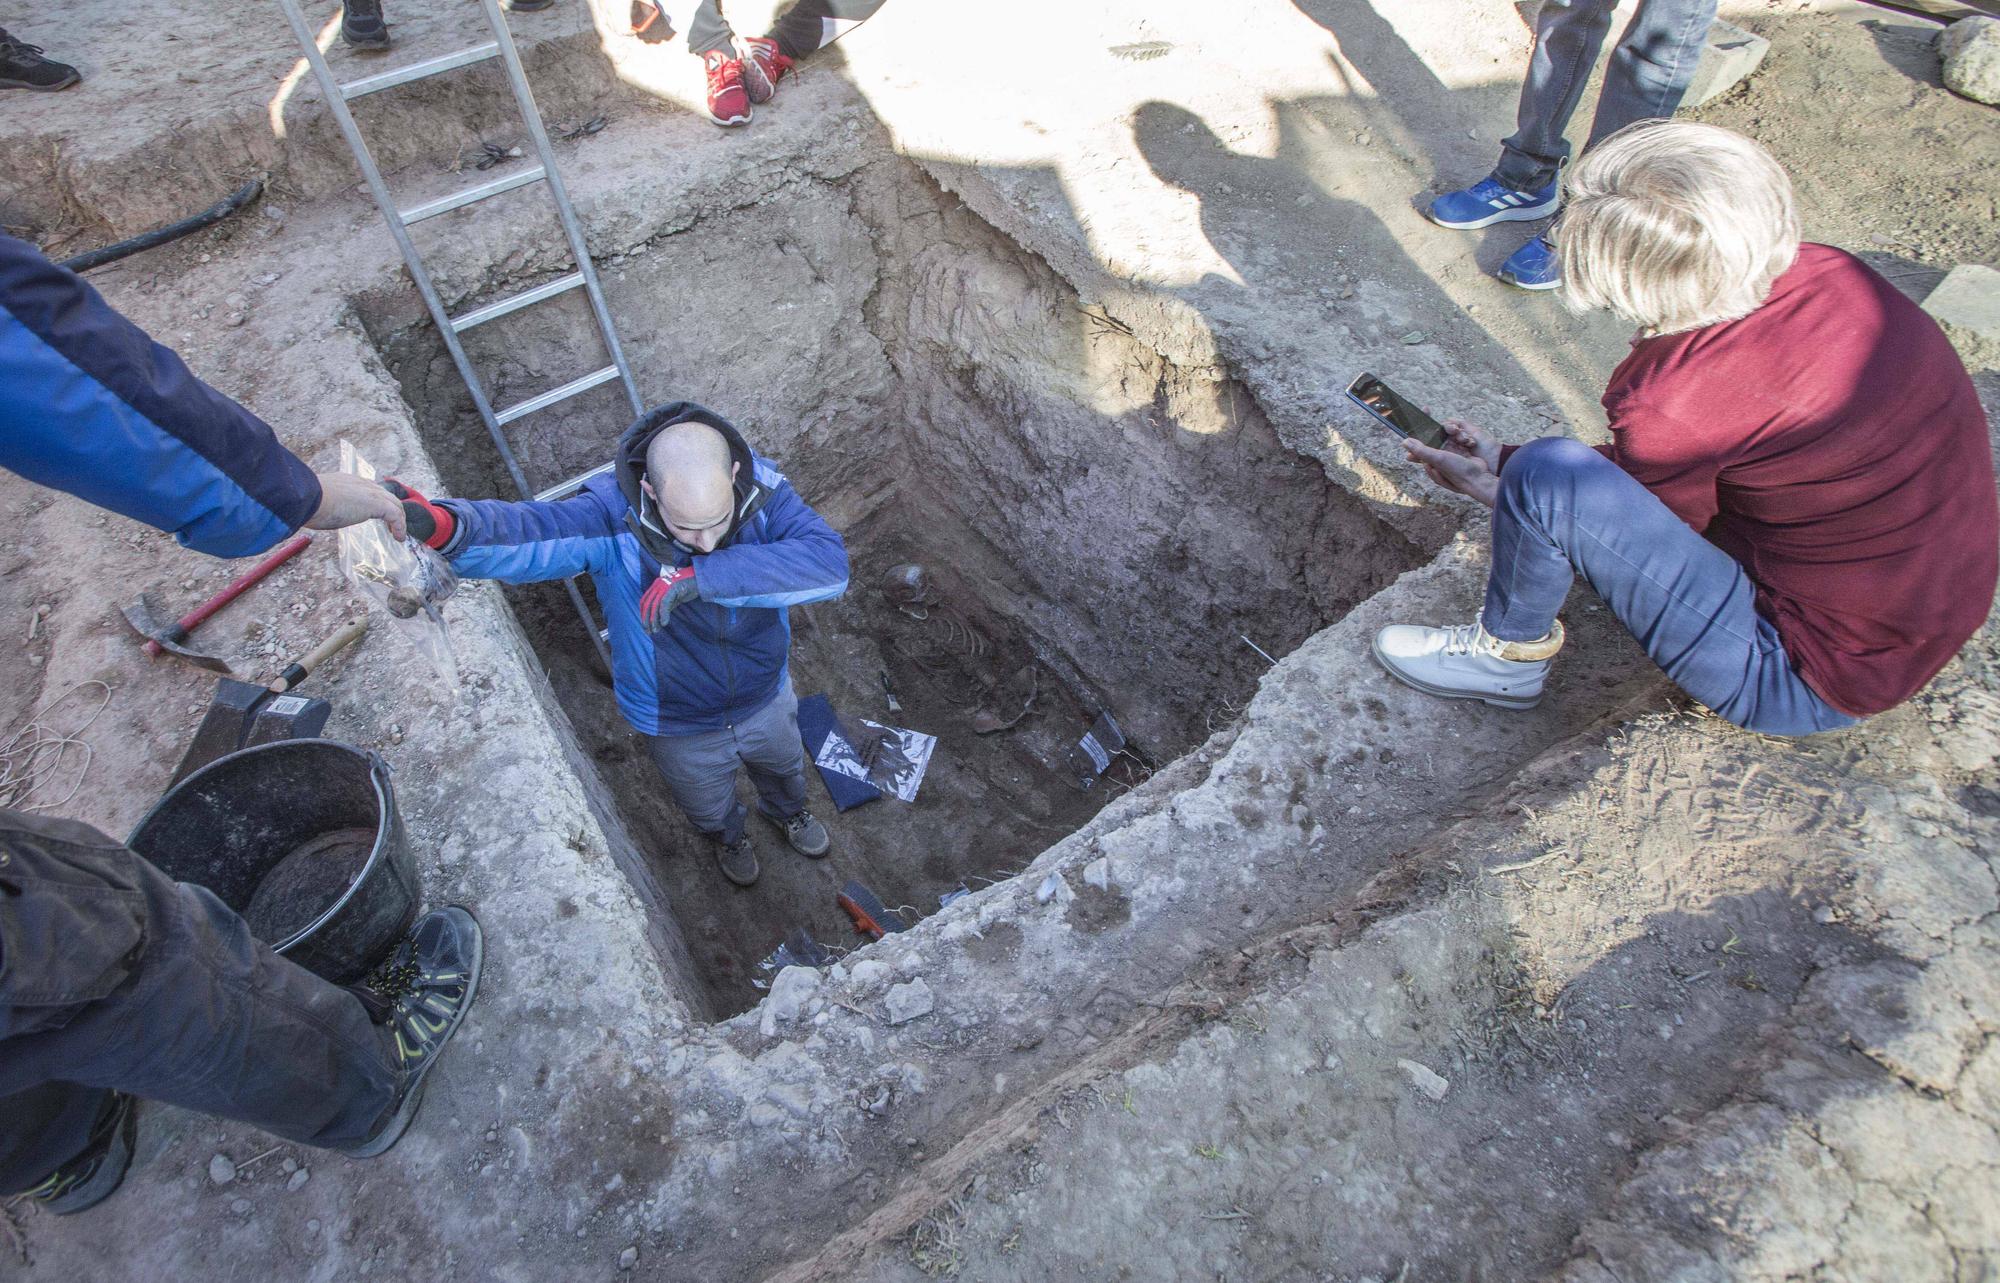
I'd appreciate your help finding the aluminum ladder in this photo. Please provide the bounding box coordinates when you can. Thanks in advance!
[275,0,638,669]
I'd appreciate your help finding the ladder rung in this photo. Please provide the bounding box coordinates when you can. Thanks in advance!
[340,43,500,99]
[534,461,617,503]
[496,366,621,425]
[451,271,585,333]
[399,165,545,225]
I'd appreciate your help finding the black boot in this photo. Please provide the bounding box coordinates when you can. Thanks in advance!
[342,906,484,1159]
[0,28,80,91]
[340,0,390,50]
[22,1094,136,1215]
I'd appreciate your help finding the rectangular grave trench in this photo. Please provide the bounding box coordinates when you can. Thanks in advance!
[361,158,1425,1019]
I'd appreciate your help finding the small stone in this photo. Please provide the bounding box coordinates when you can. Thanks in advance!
[1082,856,1113,890]
[1813,905,1838,925]
[766,966,820,1023]
[208,1154,237,1185]
[287,1168,310,1191]
[224,312,247,328]
[1401,330,1427,345]
[847,959,892,992]
[307,1219,321,1233]
[230,1198,251,1215]
[1923,264,2000,369]
[1396,1058,1449,1101]
[884,978,935,1025]
[1657,1022,1675,1042]
[747,1102,785,1128]
[1681,18,1769,108]
[1939,16,2000,106]
[619,1246,640,1271]
[281,1157,298,1174]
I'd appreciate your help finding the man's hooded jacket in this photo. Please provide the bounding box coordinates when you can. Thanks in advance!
[432,403,848,736]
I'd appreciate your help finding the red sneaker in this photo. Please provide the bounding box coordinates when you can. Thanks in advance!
[702,50,751,126]
[740,36,792,105]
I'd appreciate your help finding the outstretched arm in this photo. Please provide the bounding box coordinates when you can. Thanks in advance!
[0,234,401,555]
[430,488,626,584]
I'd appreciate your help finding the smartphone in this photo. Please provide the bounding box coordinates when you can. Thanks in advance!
[1346,373,1449,451]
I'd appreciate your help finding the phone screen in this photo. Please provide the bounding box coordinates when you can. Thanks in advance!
[1346,374,1449,450]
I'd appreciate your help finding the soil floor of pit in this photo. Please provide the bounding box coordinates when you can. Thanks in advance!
[0,1,1996,1281]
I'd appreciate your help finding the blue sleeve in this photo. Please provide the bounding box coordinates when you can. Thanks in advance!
[0,234,321,558]
[440,489,624,583]
[695,476,849,608]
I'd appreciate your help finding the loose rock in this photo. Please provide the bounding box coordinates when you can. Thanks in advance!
[287,1168,310,1191]
[1940,16,2000,107]
[619,1246,640,1270]
[1395,1058,1450,1101]
[208,1154,237,1185]
[766,966,820,1023]
[884,978,935,1025]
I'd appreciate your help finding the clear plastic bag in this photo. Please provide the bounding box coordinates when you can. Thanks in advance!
[335,441,462,692]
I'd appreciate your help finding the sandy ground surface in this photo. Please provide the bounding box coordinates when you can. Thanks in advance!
[0,0,1996,1280]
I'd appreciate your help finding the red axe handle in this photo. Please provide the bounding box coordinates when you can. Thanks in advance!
[143,532,314,658]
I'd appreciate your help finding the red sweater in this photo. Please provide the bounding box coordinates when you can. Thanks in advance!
[1587,243,1997,716]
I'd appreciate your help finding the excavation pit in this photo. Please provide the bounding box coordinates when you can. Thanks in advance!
[363,156,1424,1017]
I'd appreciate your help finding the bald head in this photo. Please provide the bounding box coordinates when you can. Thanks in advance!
[643,423,738,552]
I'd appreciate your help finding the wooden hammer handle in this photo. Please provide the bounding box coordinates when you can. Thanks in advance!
[269,618,368,693]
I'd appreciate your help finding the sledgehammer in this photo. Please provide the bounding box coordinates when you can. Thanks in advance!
[122,533,313,674]
[169,618,368,786]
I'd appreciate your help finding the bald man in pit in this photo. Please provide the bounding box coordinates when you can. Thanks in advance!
[389,403,851,887]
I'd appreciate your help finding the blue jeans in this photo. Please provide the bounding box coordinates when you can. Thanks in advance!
[1484,439,1858,736]
[1496,0,1720,191]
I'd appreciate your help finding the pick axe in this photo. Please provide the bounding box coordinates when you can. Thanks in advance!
[122,533,313,674]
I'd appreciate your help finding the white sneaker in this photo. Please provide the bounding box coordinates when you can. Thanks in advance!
[1371,615,1564,710]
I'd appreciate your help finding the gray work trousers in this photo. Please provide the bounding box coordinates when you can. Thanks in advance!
[645,679,809,846]
[686,0,890,59]
[1496,0,1720,192]
[0,810,398,1193]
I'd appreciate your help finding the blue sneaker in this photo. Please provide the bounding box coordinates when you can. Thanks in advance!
[1426,174,1560,230]
[1498,233,1561,291]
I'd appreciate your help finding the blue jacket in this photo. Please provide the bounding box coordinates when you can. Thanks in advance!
[437,418,848,737]
[0,233,320,558]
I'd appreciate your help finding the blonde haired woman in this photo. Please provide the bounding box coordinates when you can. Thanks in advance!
[1375,121,1997,734]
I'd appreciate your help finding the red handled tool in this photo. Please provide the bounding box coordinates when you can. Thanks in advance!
[123,532,313,669]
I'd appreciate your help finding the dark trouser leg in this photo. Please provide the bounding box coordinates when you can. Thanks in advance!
[687,0,736,56]
[648,724,751,844]
[1496,0,1621,191]
[734,678,809,821]
[0,1082,110,1194]
[0,811,399,1193]
[1583,0,1719,149]
[1481,439,1858,736]
[766,0,889,60]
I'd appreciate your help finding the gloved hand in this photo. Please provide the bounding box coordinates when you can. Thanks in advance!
[640,566,698,631]
[381,479,456,550]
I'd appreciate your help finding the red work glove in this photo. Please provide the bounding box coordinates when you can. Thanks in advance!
[640,566,698,631]
[380,479,456,550]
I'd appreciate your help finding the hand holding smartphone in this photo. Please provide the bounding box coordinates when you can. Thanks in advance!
[1346,373,1450,450]
[1348,373,1503,508]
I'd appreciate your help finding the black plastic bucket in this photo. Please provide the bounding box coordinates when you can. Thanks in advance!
[128,740,419,984]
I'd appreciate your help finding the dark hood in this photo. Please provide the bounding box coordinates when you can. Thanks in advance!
[615,401,771,566]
